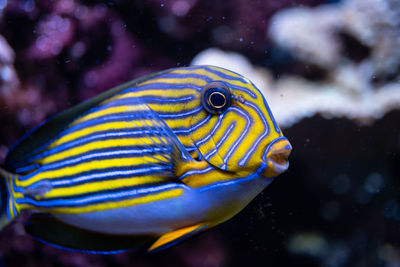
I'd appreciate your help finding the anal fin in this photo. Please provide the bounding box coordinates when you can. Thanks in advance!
[25,213,156,254]
[147,223,207,253]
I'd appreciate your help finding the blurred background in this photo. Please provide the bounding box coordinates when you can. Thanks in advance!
[0,0,399,266]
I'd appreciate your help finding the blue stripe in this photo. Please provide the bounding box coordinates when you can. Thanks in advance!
[158,105,202,118]
[121,83,203,94]
[186,65,249,84]
[250,79,280,134]
[216,123,236,148]
[203,67,248,84]
[214,123,236,170]
[15,164,39,174]
[197,169,274,193]
[136,95,194,103]
[262,136,289,161]
[173,114,211,134]
[51,166,167,187]
[161,73,213,81]
[185,146,197,152]
[97,96,195,111]
[180,166,214,179]
[160,72,248,89]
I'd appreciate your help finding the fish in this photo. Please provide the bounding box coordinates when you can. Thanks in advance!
[0,65,292,253]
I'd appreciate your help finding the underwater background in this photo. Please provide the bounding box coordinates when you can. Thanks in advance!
[0,0,399,266]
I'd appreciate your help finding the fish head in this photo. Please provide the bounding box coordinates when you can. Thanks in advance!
[186,66,292,179]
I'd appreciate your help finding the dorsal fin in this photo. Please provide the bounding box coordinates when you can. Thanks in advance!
[5,69,174,172]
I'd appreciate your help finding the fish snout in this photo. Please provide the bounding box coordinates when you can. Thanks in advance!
[262,138,292,178]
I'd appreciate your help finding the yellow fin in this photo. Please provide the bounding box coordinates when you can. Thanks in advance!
[148,223,207,252]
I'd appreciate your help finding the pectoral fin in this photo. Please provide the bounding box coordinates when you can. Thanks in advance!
[147,223,208,253]
[23,180,53,199]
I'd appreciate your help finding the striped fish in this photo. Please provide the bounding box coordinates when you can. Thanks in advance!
[0,65,292,253]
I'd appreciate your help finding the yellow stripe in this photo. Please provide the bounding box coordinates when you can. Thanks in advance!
[139,77,207,87]
[72,100,199,126]
[104,89,198,105]
[71,105,145,126]
[21,156,162,187]
[147,101,199,114]
[207,66,248,81]
[43,175,168,198]
[182,169,243,188]
[18,188,184,214]
[170,68,252,92]
[40,137,164,165]
[52,120,156,148]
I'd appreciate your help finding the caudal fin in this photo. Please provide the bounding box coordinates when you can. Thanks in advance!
[0,168,16,230]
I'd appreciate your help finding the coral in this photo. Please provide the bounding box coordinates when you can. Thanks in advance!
[0,35,20,163]
[269,0,400,83]
[0,35,19,98]
[268,6,343,69]
[0,33,57,135]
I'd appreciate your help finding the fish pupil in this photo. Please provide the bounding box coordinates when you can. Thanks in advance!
[209,91,226,108]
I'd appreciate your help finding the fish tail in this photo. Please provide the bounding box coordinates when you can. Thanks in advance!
[0,168,17,230]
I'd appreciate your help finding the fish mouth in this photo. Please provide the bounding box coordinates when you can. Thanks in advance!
[261,137,292,178]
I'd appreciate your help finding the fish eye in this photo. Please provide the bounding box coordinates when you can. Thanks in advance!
[201,82,232,114]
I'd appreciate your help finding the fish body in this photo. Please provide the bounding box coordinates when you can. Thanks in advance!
[0,65,292,253]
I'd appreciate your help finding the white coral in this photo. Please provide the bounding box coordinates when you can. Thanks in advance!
[191,48,400,127]
[0,35,19,97]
